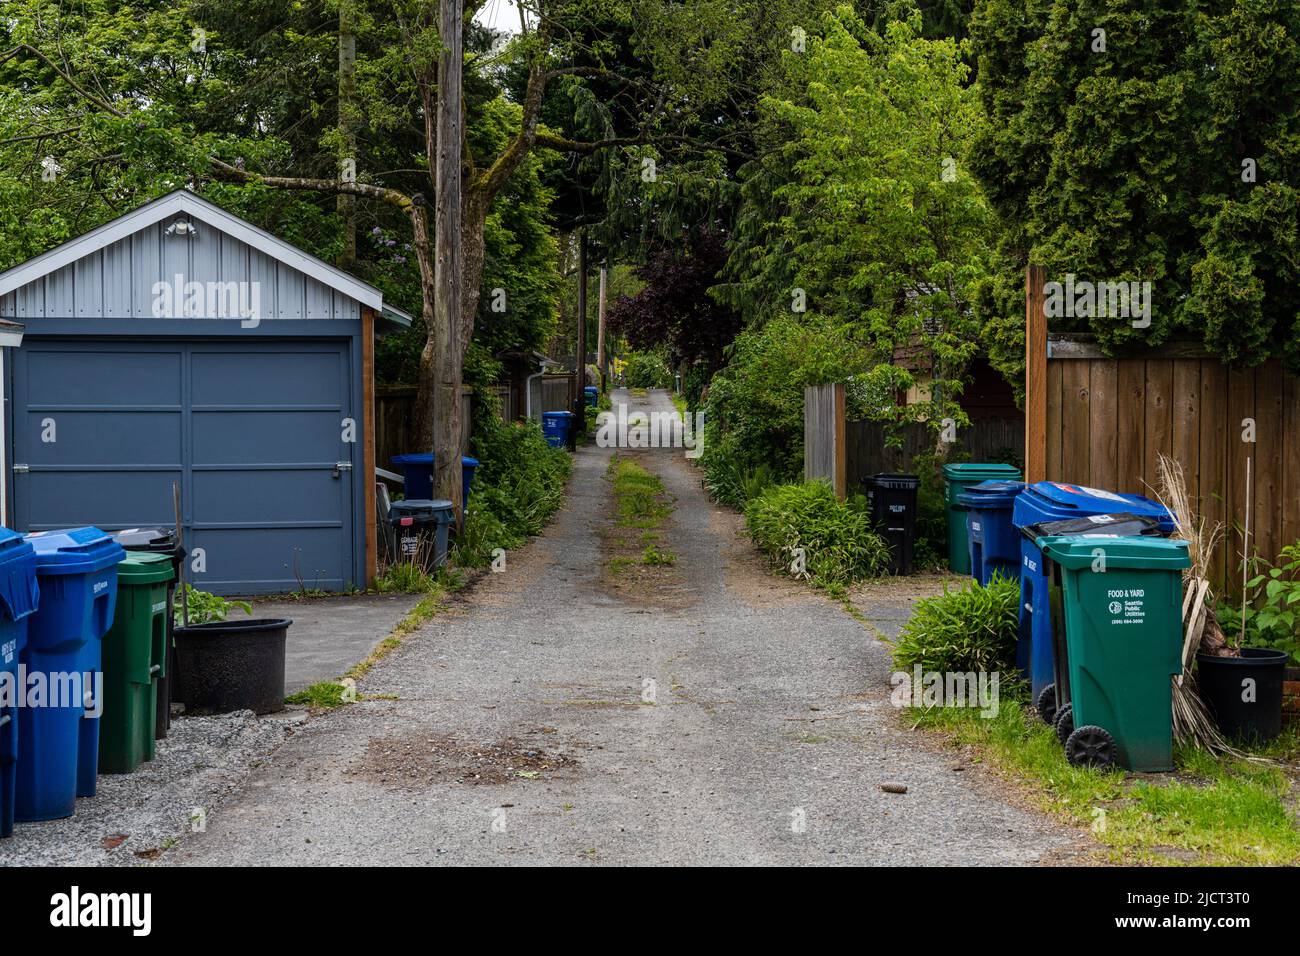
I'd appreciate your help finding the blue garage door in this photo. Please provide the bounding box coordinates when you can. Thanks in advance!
[10,339,355,595]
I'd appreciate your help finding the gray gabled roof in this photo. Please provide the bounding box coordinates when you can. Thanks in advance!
[0,188,384,311]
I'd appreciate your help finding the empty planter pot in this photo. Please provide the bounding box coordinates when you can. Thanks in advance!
[1196,648,1289,744]
[174,619,292,715]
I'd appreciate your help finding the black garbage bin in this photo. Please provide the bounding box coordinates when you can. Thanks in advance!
[389,499,456,573]
[864,473,920,575]
[111,528,186,741]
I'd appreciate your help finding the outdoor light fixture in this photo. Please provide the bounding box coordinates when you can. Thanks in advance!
[165,218,197,238]
[0,319,24,349]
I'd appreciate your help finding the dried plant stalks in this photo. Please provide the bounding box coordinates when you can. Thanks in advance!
[1150,455,1257,758]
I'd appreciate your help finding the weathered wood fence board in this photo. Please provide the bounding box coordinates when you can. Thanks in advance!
[804,383,846,497]
[531,374,575,420]
[1036,342,1299,595]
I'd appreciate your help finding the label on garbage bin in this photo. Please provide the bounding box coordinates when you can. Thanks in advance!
[971,521,982,532]
[1,639,12,664]
[1051,483,1129,504]
[1106,588,1146,625]
[401,533,419,556]
[152,601,167,615]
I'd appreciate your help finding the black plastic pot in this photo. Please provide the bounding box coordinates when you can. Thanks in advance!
[174,619,291,716]
[1196,647,1289,744]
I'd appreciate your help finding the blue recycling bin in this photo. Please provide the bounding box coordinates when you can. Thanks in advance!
[0,529,39,838]
[957,480,1025,586]
[1012,482,1173,710]
[15,528,123,821]
[584,386,599,408]
[542,410,574,448]
[390,453,478,513]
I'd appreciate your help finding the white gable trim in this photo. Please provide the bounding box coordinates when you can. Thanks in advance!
[0,189,383,310]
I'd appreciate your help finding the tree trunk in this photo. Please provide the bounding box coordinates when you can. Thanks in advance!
[336,0,357,269]
[432,0,464,522]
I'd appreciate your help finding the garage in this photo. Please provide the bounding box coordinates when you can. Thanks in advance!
[0,190,405,594]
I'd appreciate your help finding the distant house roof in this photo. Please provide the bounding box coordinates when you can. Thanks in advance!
[0,188,385,311]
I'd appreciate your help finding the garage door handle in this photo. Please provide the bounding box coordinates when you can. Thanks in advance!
[332,461,353,479]
[12,463,28,473]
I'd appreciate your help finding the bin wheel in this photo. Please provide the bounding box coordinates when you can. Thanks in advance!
[1053,703,1073,746]
[1065,725,1117,769]
[1035,684,1058,724]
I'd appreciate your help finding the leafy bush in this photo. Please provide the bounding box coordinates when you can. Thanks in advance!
[744,481,890,594]
[453,415,571,567]
[623,350,673,389]
[890,576,1021,674]
[700,315,882,500]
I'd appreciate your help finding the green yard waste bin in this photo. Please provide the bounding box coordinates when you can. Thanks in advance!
[1036,535,1189,772]
[942,463,1021,574]
[98,552,174,774]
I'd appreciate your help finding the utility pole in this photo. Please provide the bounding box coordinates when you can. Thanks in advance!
[596,263,607,393]
[570,228,587,448]
[434,0,464,519]
[337,0,358,269]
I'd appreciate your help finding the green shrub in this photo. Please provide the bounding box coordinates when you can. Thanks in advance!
[699,315,883,501]
[890,576,1020,674]
[623,350,673,389]
[446,414,572,568]
[374,561,438,594]
[744,481,890,594]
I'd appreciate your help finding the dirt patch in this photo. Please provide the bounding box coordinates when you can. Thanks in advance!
[351,732,580,788]
[708,504,823,609]
[599,451,697,611]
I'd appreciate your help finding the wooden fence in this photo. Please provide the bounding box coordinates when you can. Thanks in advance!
[1024,266,1300,594]
[529,373,575,421]
[804,384,846,497]
[845,417,1023,491]
[375,385,473,471]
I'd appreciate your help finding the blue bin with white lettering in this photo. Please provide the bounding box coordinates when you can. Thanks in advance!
[542,410,574,448]
[15,528,123,821]
[1012,483,1173,720]
[957,480,1025,587]
[0,529,39,838]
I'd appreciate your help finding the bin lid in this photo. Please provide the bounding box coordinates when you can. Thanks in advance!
[116,550,175,584]
[25,526,125,575]
[1022,512,1162,541]
[1035,534,1191,570]
[1014,480,1173,530]
[871,473,920,489]
[390,498,455,520]
[957,479,1025,508]
[391,453,478,466]
[0,528,38,621]
[542,410,574,420]
[942,462,1022,481]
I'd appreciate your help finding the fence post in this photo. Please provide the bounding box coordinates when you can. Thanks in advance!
[804,383,847,499]
[1025,264,1048,484]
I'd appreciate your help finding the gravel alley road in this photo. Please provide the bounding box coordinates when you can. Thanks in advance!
[169,388,1080,866]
